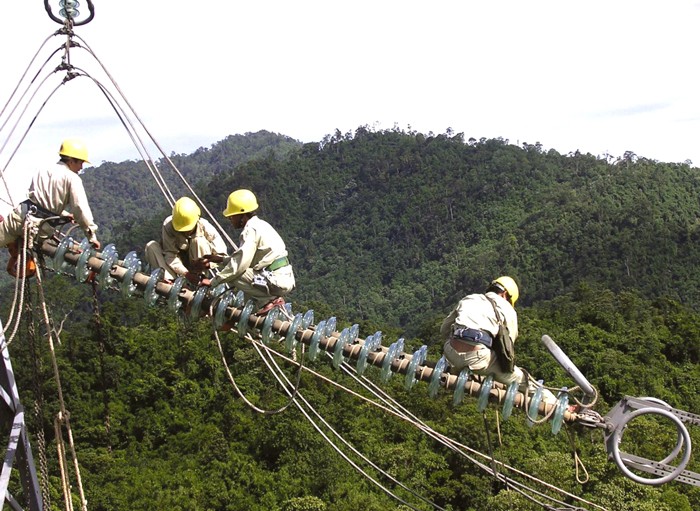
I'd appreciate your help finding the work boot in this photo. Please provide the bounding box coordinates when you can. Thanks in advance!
[256,297,285,316]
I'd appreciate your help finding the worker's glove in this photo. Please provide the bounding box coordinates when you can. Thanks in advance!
[184,271,200,285]
[199,278,212,287]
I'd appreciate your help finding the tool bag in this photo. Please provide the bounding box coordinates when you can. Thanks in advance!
[485,295,515,373]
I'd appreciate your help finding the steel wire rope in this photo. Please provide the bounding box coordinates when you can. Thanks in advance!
[330,356,607,511]
[210,306,302,415]
[0,71,66,209]
[1,29,237,248]
[33,264,88,511]
[68,69,176,205]
[0,39,63,207]
[72,33,238,250]
[244,340,563,509]
[248,337,425,511]
[565,426,590,485]
[250,336,447,511]
[220,335,606,511]
[0,25,177,210]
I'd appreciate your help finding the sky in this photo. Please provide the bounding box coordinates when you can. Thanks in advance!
[1,1,700,215]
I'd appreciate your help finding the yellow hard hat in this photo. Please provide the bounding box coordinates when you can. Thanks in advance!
[223,189,259,217]
[172,197,201,232]
[492,276,519,306]
[59,138,90,163]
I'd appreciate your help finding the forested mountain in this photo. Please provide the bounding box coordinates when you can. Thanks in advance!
[84,127,700,336]
[2,127,699,510]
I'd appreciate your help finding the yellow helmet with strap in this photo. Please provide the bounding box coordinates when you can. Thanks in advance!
[172,197,201,232]
[492,276,519,306]
[223,189,258,217]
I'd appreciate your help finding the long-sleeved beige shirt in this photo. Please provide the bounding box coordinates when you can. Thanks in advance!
[210,216,288,287]
[439,291,519,342]
[28,164,98,242]
[161,216,227,275]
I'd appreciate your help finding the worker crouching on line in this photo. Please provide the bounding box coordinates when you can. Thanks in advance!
[441,276,557,406]
[201,189,295,315]
[0,138,100,277]
[145,197,227,285]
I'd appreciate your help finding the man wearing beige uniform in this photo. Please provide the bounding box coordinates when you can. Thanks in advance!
[145,197,227,285]
[202,189,295,315]
[0,139,100,276]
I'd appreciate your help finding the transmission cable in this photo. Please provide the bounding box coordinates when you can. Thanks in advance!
[247,336,430,511]
[71,32,237,249]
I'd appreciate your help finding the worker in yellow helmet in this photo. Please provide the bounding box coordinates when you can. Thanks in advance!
[201,189,295,315]
[441,276,557,405]
[144,197,227,285]
[0,138,100,277]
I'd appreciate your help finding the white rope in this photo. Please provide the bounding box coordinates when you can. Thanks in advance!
[35,264,88,511]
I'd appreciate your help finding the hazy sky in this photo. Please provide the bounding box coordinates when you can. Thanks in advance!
[1,1,699,213]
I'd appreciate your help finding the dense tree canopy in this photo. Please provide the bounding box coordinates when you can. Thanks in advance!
[1,128,699,510]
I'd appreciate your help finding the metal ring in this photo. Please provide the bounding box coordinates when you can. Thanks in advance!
[610,407,692,486]
[404,345,427,390]
[97,244,118,290]
[261,308,281,345]
[502,381,519,420]
[551,390,569,435]
[213,291,235,329]
[285,314,303,353]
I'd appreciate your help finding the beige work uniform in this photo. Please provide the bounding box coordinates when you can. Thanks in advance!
[209,215,295,306]
[0,164,98,247]
[441,291,557,405]
[145,217,227,280]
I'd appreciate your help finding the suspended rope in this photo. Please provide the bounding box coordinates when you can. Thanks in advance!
[69,32,237,249]
[242,337,607,511]
[211,300,302,415]
[249,337,430,511]
[3,220,36,341]
[34,265,88,511]
[0,25,238,250]
[24,282,52,510]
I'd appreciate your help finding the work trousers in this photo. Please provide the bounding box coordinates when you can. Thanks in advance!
[145,237,219,281]
[443,339,557,405]
[231,265,296,307]
[0,208,57,248]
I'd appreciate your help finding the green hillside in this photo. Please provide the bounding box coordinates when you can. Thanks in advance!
[2,127,699,510]
[83,127,700,336]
